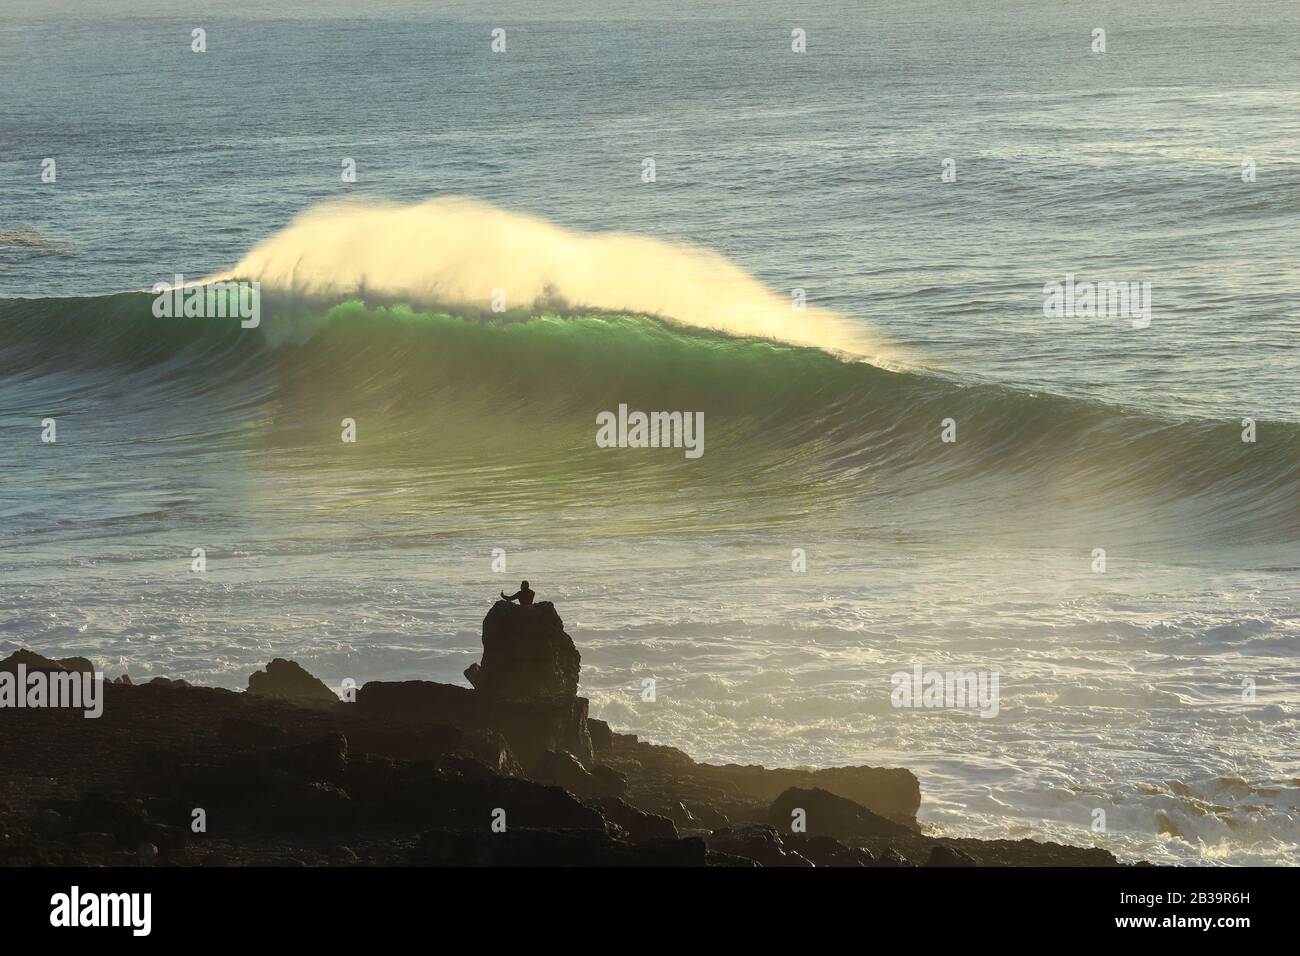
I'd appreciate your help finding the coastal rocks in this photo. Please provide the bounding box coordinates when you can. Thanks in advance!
[587,718,613,755]
[706,825,813,867]
[356,680,593,769]
[784,833,877,867]
[411,828,707,867]
[600,733,917,836]
[0,649,74,674]
[589,797,677,843]
[146,677,192,688]
[768,786,914,841]
[476,600,580,699]
[0,638,1131,868]
[247,658,337,706]
[876,847,918,867]
[530,750,602,797]
[35,793,184,857]
[926,844,977,867]
[698,763,921,826]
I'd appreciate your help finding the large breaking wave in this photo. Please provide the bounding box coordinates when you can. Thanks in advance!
[1,198,1297,549]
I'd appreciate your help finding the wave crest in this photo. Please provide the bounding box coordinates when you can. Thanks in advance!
[209,196,892,361]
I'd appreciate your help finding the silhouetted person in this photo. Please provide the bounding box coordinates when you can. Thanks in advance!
[501,580,535,605]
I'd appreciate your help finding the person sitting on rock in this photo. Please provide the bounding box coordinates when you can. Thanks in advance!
[500,580,535,605]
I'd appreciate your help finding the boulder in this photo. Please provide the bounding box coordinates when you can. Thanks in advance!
[769,787,914,841]
[477,601,580,699]
[247,658,337,706]
[0,649,66,673]
[697,763,921,826]
[146,677,192,688]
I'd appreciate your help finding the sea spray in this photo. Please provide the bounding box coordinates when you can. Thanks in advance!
[205,196,889,359]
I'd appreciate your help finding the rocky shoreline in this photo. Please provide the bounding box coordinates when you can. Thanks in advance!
[0,601,1123,867]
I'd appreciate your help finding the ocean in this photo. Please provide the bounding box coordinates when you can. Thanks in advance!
[1,0,1297,865]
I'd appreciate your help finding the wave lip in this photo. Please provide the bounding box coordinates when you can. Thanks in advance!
[207,195,892,362]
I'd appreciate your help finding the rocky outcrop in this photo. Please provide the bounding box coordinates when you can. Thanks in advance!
[0,649,92,674]
[356,680,593,769]
[247,658,338,706]
[707,825,813,867]
[697,763,921,826]
[474,601,580,699]
[529,749,629,799]
[587,718,613,755]
[0,639,1128,868]
[411,828,708,867]
[768,787,915,841]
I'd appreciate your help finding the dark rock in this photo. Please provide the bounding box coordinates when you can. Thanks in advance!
[56,656,95,674]
[113,674,133,686]
[591,797,677,843]
[147,677,192,688]
[530,750,601,798]
[706,825,813,868]
[356,680,592,769]
[769,787,914,841]
[705,850,762,867]
[459,729,523,776]
[265,780,357,829]
[247,658,337,706]
[39,793,158,848]
[0,649,66,674]
[665,801,695,828]
[875,847,918,867]
[629,742,695,772]
[587,718,613,755]
[219,717,288,749]
[784,833,875,867]
[926,844,978,867]
[412,827,707,866]
[463,662,483,689]
[698,763,921,826]
[76,832,119,852]
[590,765,627,798]
[477,600,580,699]
[682,801,729,830]
[268,733,349,781]
[33,809,67,836]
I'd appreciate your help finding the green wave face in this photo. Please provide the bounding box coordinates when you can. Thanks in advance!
[2,292,1298,550]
